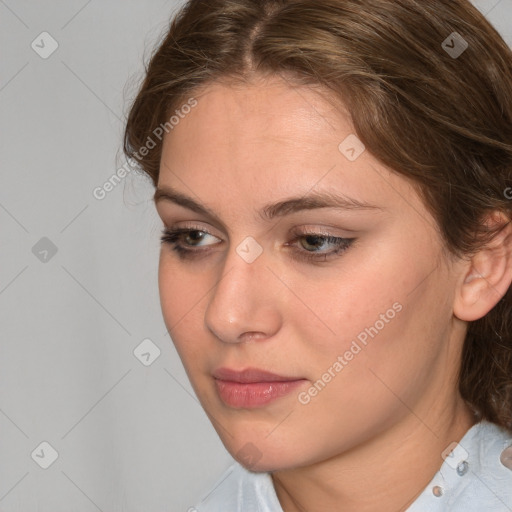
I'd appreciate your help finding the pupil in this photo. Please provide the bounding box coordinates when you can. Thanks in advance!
[187,231,204,244]
[305,235,323,249]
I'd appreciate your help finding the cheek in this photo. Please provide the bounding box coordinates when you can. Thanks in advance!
[309,283,450,421]
[284,257,397,357]
[158,257,181,322]
[286,247,445,394]
[158,256,208,357]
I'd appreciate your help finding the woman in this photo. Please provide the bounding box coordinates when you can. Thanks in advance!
[124,0,512,510]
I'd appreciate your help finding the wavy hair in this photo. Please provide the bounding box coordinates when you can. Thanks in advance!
[124,0,512,428]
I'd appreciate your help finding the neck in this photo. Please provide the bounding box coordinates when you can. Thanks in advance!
[271,399,477,512]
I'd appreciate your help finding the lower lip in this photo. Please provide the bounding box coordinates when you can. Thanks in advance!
[214,379,306,408]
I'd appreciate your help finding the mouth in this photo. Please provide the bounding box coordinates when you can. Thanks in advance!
[212,367,307,408]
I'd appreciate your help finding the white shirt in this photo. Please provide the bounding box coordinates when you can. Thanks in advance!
[192,420,512,511]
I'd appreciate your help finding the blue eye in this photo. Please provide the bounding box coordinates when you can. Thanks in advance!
[160,227,355,262]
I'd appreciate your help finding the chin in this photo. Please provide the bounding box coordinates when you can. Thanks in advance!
[234,452,296,473]
[220,434,309,473]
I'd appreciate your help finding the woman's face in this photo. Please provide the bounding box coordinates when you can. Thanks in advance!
[155,77,467,472]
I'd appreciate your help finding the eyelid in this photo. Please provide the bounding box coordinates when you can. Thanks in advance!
[289,224,356,238]
[166,222,222,239]
[160,224,356,264]
[165,221,356,238]
[162,222,357,247]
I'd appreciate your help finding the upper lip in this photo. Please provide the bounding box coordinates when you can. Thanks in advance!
[212,367,304,383]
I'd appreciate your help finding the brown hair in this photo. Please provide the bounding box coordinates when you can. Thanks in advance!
[124,0,512,429]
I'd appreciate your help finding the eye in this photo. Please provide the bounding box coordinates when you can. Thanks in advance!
[160,227,221,258]
[160,227,356,263]
[287,231,356,262]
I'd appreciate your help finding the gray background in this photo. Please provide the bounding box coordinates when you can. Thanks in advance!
[0,1,511,511]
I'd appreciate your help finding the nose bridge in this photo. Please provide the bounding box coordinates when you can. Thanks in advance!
[204,242,281,343]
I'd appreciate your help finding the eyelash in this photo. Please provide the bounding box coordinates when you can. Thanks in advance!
[159,227,356,263]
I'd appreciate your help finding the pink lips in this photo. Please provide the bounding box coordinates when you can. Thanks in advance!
[212,367,307,408]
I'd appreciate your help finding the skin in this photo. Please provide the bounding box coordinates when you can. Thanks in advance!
[154,75,512,511]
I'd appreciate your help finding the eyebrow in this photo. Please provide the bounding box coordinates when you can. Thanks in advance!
[153,186,384,222]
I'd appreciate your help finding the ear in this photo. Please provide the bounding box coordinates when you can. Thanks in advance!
[453,211,512,322]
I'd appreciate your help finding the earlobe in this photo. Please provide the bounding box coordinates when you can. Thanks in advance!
[453,212,512,322]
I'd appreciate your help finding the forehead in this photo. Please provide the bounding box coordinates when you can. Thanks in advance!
[157,78,423,226]
[167,77,347,146]
[161,79,354,182]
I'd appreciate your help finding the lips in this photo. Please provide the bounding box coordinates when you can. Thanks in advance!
[212,367,307,408]
[212,367,302,383]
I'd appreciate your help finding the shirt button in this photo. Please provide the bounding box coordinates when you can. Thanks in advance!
[456,460,469,476]
[432,485,444,497]
[500,445,512,470]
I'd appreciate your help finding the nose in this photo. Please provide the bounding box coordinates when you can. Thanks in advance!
[204,245,282,344]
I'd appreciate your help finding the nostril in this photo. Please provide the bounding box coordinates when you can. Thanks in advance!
[238,331,267,342]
